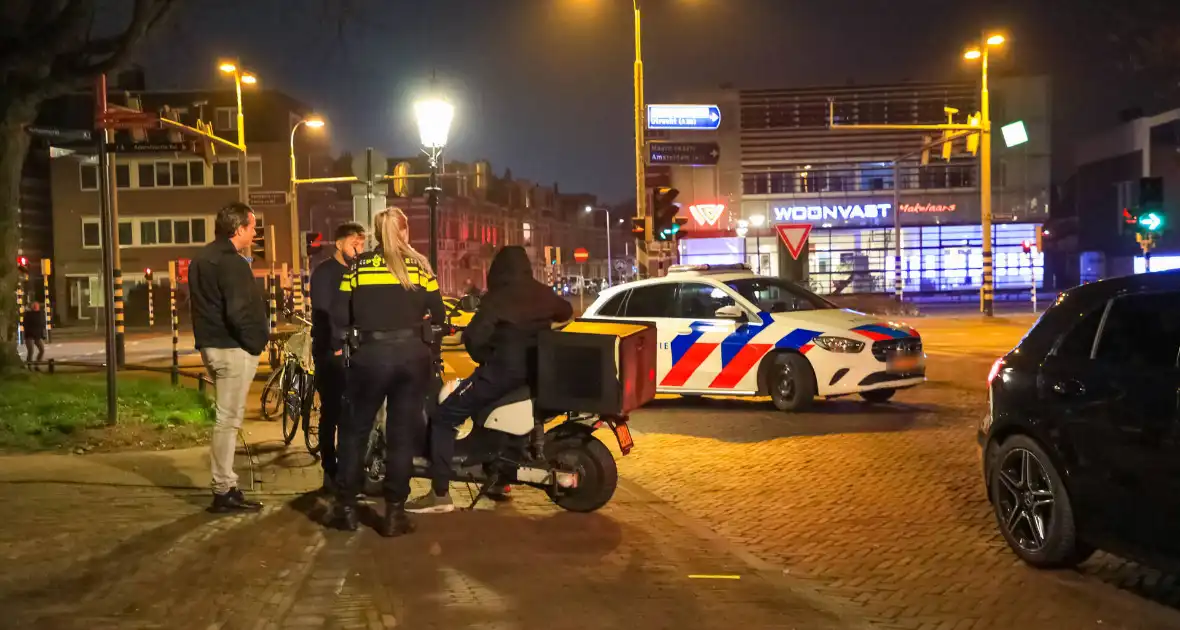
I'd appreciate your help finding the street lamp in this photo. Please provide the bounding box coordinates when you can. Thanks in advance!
[217,59,257,205]
[586,205,613,286]
[415,97,454,271]
[288,114,325,312]
[964,32,1005,316]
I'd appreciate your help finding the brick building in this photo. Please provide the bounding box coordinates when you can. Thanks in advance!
[44,86,325,325]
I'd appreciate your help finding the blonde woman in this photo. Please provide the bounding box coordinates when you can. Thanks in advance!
[330,207,445,536]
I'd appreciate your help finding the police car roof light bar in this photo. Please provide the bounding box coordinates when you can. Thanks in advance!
[667,263,752,274]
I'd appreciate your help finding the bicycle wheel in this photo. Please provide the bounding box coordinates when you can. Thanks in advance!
[303,377,321,457]
[260,366,283,420]
[280,365,300,445]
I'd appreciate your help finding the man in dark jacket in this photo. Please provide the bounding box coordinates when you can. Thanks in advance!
[309,221,366,493]
[407,246,572,513]
[189,202,269,513]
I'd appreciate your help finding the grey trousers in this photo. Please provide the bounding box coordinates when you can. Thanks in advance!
[200,347,260,494]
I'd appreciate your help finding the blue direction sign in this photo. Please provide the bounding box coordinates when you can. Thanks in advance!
[646,104,721,130]
[648,142,720,166]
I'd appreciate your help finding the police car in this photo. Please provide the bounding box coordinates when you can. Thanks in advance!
[582,264,924,411]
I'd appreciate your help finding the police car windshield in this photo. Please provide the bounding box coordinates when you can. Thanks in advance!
[725,278,836,313]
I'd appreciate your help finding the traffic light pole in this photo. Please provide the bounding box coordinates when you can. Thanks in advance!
[632,1,651,279]
[979,44,995,316]
[96,129,118,425]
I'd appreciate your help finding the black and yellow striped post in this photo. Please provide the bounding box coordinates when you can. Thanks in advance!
[15,273,24,351]
[168,261,179,385]
[267,263,278,366]
[146,268,155,328]
[113,268,126,368]
[280,262,289,321]
[41,258,52,342]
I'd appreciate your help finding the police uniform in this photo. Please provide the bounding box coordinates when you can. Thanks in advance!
[332,249,445,515]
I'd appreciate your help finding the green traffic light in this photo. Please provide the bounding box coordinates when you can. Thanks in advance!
[1139,212,1164,232]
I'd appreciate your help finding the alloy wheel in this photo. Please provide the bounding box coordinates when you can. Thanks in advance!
[775,362,795,402]
[996,447,1056,552]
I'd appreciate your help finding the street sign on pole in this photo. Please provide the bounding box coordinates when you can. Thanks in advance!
[775,224,813,260]
[573,247,589,263]
[106,141,188,153]
[351,149,388,181]
[646,104,721,130]
[648,142,720,166]
[248,191,288,206]
[26,126,92,142]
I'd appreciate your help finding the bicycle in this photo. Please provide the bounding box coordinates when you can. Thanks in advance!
[260,311,321,456]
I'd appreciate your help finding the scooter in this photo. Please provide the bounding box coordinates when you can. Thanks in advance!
[362,324,635,513]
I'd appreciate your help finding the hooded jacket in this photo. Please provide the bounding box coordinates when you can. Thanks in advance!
[462,246,573,371]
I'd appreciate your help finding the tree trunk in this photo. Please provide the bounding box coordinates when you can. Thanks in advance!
[0,97,36,371]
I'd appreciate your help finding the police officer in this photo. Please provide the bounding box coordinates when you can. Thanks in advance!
[331,207,445,536]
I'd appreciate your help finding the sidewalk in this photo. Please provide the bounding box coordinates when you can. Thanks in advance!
[0,439,866,630]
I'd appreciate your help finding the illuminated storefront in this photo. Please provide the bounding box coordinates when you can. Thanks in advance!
[678,192,1045,295]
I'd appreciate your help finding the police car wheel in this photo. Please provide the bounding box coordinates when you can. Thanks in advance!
[859,388,896,403]
[768,353,816,412]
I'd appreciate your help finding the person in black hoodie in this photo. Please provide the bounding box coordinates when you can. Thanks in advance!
[22,301,46,369]
[406,245,573,514]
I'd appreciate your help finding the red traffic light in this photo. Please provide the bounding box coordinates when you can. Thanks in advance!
[1021,240,1031,254]
[17,255,29,267]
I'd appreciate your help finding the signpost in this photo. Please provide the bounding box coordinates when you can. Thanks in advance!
[105,141,188,153]
[573,247,590,263]
[648,142,720,166]
[248,191,289,206]
[646,104,722,130]
[351,148,388,244]
[775,224,813,260]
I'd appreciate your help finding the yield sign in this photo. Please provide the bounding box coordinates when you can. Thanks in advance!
[775,223,813,260]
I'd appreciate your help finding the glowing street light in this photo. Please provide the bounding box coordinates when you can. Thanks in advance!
[415,96,455,269]
[216,59,258,205]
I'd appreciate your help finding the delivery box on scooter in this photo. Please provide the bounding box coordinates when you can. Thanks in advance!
[536,320,657,416]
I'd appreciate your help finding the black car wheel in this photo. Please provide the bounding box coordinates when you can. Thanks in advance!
[767,353,816,412]
[989,434,1089,568]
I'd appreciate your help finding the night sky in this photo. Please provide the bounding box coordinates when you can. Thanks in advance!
[131,0,1152,202]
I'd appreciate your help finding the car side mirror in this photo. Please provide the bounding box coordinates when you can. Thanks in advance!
[714,304,744,320]
[459,295,481,312]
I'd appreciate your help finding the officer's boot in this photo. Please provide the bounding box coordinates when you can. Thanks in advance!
[380,500,415,538]
[329,500,360,532]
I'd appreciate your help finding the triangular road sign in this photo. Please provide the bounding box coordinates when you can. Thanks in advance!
[775,223,813,260]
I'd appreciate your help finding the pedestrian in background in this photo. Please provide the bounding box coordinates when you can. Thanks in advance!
[330,207,445,536]
[189,202,269,514]
[22,301,46,369]
[309,221,366,494]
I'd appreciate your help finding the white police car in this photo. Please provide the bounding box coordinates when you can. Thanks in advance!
[582,264,924,411]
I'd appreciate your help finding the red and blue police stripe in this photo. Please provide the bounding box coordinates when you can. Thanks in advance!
[661,315,918,389]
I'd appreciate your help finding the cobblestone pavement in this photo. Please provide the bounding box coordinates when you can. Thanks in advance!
[0,478,864,630]
[616,347,1180,629]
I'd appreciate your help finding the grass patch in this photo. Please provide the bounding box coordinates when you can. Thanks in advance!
[0,372,214,451]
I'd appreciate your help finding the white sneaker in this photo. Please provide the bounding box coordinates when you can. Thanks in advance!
[405,492,455,514]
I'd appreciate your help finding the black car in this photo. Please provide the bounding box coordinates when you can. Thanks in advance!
[980,270,1180,570]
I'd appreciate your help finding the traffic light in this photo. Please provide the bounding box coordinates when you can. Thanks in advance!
[252,225,267,261]
[304,231,324,257]
[1138,211,1165,234]
[940,130,954,161]
[1137,177,1165,235]
[1021,240,1031,254]
[966,112,981,156]
[543,246,561,265]
[631,216,646,237]
[651,186,681,241]
[17,255,29,275]
[1035,225,1044,252]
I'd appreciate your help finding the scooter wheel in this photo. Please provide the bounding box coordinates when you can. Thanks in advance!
[547,437,617,513]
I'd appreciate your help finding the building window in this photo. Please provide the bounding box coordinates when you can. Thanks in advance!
[137,163,155,188]
[115,164,131,189]
[118,220,133,245]
[212,158,262,187]
[522,222,532,246]
[155,162,172,187]
[80,163,99,191]
[81,216,212,249]
[189,161,205,186]
[82,220,101,248]
[171,162,189,187]
[215,107,237,131]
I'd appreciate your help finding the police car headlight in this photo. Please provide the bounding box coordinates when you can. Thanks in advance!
[812,336,865,353]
